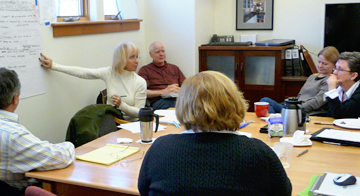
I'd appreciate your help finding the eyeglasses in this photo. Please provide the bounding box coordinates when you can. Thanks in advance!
[333,67,353,73]
[129,56,140,60]
[110,145,130,159]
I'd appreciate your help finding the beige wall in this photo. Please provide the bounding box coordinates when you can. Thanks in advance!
[15,0,360,143]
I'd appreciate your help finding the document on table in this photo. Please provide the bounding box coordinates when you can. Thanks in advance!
[154,109,176,116]
[76,144,140,165]
[118,122,167,133]
[316,129,360,143]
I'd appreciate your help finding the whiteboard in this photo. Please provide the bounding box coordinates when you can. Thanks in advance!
[0,0,45,99]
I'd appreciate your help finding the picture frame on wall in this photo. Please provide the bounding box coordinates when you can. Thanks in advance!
[236,0,274,30]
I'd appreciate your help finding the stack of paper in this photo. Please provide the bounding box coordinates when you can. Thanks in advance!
[76,144,140,165]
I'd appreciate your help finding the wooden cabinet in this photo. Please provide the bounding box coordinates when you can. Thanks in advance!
[199,45,305,111]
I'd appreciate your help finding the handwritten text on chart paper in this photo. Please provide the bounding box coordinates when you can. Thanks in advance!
[0,0,45,99]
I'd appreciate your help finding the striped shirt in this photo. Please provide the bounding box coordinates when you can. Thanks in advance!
[0,110,75,190]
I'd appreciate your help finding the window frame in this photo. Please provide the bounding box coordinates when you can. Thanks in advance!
[52,0,142,37]
[56,0,89,22]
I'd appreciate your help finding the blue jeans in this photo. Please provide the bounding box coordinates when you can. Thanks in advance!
[260,97,283,113]
[152,98,176,110]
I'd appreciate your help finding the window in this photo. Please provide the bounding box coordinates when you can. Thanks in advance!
[104,0,120,16]
[56,0,120,20]
[56,0,84,17]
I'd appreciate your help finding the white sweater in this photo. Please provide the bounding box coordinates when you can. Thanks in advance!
[51,63,147,121]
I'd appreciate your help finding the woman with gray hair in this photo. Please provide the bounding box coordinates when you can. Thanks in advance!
[325,51,360,118]
[138,71,292,196]
[39,42,146,121]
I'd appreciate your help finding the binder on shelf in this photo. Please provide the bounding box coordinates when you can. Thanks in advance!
[285,49,293,76]
[292,48,303,76]
[301,45,318,74]
[311,128,360,147]
[299,46,312,76]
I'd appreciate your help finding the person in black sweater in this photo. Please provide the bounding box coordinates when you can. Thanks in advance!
[138,71,292,196]
[325,51,360,118]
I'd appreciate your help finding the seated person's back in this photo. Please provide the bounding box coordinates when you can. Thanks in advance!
[138,71,292,196]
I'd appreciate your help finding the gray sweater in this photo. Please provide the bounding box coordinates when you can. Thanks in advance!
[298,74,329,112]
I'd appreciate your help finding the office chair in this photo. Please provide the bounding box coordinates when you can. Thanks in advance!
[96,89,107,104]
[66,104,124,147]
[25,186,57,196]
[0,180,24,196]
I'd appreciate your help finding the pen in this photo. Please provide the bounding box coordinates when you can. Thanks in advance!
[172,121,180,128]
[314,122,333,125]
[240,121,254,128]
[297,149,309,157]
[111,95,127,98]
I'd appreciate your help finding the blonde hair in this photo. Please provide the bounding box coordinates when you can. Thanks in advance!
[318,46,339,65]
[175,71,248,132]
[112,42,139,74]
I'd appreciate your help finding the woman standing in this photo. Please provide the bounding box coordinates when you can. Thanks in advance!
[138,71,292,196]
[325,51,360,118]
[39,42,146,121]
[261,46,339,113]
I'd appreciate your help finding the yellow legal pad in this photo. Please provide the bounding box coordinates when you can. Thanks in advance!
[76,144,140,165]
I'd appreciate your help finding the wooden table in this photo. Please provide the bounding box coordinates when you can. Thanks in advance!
[26,113,360,196]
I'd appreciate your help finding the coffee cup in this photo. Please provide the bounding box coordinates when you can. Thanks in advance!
[254,102,269,117]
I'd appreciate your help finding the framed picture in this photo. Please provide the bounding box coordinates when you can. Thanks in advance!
[236,0,274,30]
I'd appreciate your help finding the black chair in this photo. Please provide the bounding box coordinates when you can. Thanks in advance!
[96,89,107,104]
[0,180,24,196]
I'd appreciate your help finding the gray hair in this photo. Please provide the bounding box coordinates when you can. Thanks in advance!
[337,51,360,81]
[0,68,21,109]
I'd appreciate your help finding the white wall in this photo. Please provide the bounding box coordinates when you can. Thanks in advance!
[14,0,360,143]
[143,0,196,77]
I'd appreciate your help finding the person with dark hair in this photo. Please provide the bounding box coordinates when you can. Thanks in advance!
[260,46,339,113]
[39,41,146,121]
[0,68,75,196]
[325,51,360,118]
[138,71,292,196]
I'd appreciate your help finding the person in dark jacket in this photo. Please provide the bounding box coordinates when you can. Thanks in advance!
[325,51,360,118]
[138,71,292,196]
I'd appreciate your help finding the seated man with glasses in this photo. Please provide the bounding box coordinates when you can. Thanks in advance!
[138,41,186,110]
[325,51,360,118]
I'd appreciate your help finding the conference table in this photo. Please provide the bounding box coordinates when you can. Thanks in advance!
[26,112,360,196]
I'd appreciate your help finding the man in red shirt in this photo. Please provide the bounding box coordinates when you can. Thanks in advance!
[138,42,186,109]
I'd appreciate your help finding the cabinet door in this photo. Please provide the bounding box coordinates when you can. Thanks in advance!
[199,50,240,86]
[239,51,282,111]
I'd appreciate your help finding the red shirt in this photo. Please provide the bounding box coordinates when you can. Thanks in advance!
[138,61,186,103]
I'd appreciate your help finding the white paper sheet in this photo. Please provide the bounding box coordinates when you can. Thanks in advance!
[154,110,176,117]
[317,129,360,143]
[118,122,166,133]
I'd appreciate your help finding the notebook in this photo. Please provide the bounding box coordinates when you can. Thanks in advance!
[76,144,140,165]
[313,172,360,196]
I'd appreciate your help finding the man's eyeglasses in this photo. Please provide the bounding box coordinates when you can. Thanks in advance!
[333,67,353,73]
